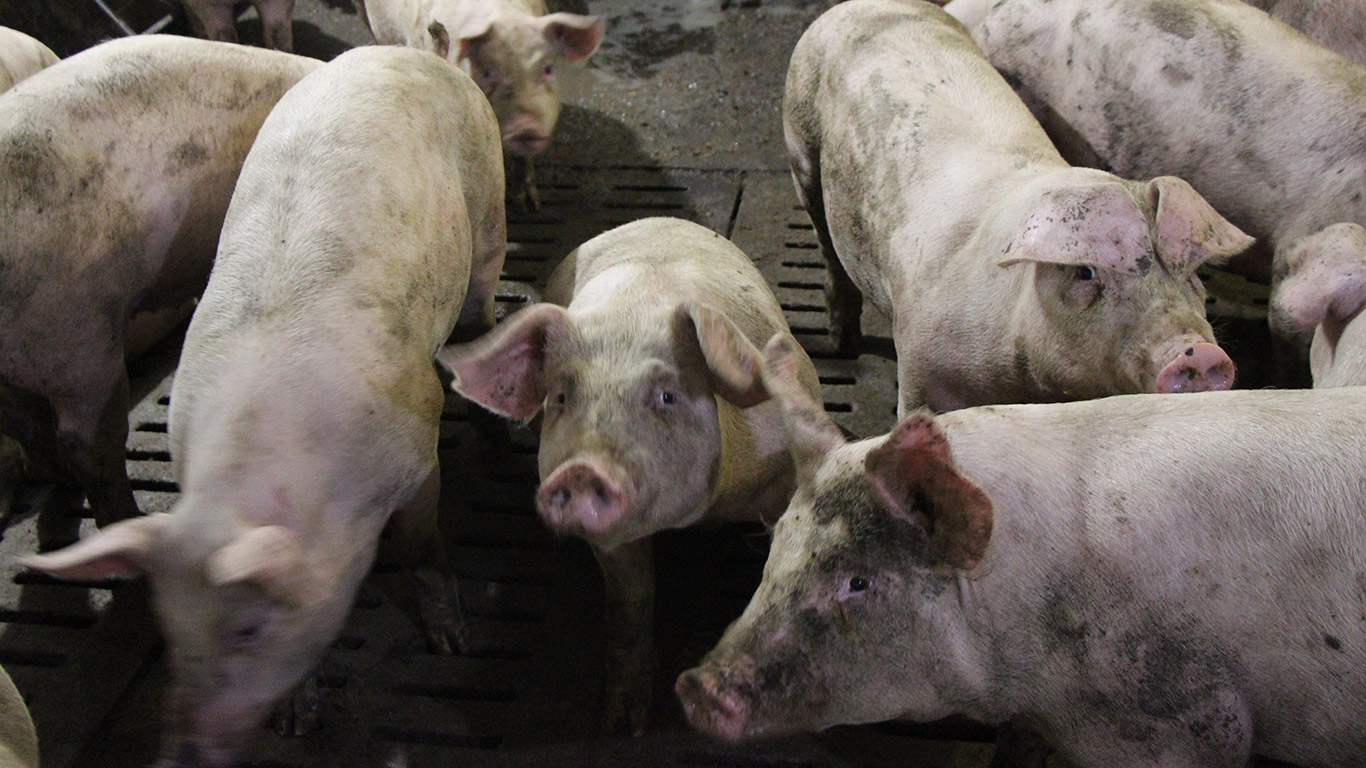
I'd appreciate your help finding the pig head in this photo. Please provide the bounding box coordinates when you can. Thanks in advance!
[1272,222,1366,386]
[677,336,994,739]
[22,511,359,767]
[439,299,772,551]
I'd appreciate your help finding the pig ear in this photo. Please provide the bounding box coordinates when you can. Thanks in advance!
[1148,176,1253,271]
[436,303,570,421]
[683,303,769,408]
[455,17,495,62]
[864,413,993,571]
[540,13,604,61]
[1272,223,1366,330]
[207,526,326,609]
[998,183,1151,274]
[427,20,451,59]
[762,334,843,473]
[19,513,172,580]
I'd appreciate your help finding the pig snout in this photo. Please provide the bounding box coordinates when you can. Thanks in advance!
[1154,341,1236,393]
[675,665,751,742]
[503,117,551,156]
[537,457,629,537]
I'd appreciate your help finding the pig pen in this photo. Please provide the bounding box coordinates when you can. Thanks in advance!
[0,0,1282,766]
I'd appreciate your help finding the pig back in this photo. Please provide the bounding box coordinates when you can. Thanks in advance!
[171,46,502,458]
[938,387,1366,752]
[785,0,1065,318]
[0,36,320,341]
[974,0,1366,246]
[0,26,59,93]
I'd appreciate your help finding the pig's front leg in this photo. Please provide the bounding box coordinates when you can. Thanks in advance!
[270,673,319,736]
[389,466,468,655]
[594,538,656,736]
[504,154,541,214]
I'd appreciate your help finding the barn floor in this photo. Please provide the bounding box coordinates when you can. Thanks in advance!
[0,1,1279,766]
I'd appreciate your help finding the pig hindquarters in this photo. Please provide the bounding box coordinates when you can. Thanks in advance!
[355,0,603,210]
[23,45,505,767]
[679,335,1366,768]
[785,0,1249,414]
[0,36,319,540]
[439,217,821,734]
[0,26,58,93]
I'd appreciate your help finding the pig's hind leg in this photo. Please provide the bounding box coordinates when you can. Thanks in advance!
[390,465,468,655]
[790,149,863,354]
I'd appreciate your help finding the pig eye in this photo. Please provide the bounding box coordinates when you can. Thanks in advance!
[849,576,870,592]
[223,612,271,651]
[542,62,555,77]
[555,392,566,405]
[659,390,676,405]
[1073,265,1096,281]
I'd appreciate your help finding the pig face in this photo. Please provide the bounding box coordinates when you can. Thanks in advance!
[999,176,1248,397]
[439,301,770,552]
[1271,222,1366,387]
[21,515,348,768]
[429,13,603,157]
[677,338,994,740]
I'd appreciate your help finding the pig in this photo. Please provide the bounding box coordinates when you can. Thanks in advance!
[0,36,319,542]
[181,0,297,52]
[956,0,1366,374]
[677,333,1366,768]
[22,44,506,767]
[1272,223,1366,387]
[354,0,603,210]
[436,217,822,734]
[0,665,38,768]
[1242,0,1366,66]
[785,0,1249,416]
[0,26,59,93]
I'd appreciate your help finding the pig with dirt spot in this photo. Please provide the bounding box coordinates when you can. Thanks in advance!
[786,0,1248,416]
[23,45,505,768]
[0,36,319,543]
[356,0,603,211]
[1272,223,1366,387]
[955,0,1366,375]
[1242,0,1366,65]
[438,217,821,734]
[0,27,58,93]
[678,333,1366,768]
[181,0,297,52]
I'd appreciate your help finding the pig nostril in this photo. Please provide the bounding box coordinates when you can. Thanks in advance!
[1185,347,1195,356]
[552,487,570,507]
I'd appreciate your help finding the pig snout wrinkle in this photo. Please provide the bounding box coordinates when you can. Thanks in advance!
[1154,342,1236,393]
[505,130,550,156]
[536,459,628,536]
[675,667,749,742]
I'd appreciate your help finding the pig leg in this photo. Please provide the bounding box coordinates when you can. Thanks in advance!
[182,1,240,43]
[270,673,319,736]
[504,154,541,214]
[389,465,467,655]
[594,538,656,736]
[49,367,138,529]
[0,438,22,533]
[254,0,295,52]
[790,155,862,353]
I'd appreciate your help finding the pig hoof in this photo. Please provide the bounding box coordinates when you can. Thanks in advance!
[270,683,320,737]
[424,624,470,656]
[602,684,651,737]
[509,182,541,214]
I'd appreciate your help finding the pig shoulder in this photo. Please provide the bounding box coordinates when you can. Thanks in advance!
[0,27,59,93]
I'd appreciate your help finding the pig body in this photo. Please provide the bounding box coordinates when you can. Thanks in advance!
[439,217,821,734]
[785,0,1248,415]
[0,665,37,768]
[0,36,319,534]
[1242,0,1366,65]
[24,45,505,767]
[355,0,602,209]
[0,26,58,93]
[181,0,297,52]
[679,337,1366,768]
[959,0,1366,352]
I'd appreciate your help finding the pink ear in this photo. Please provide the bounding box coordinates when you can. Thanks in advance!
[1149,176,1253,271]
[1273,223,1366,330]
[761,335,843,473]
[541,13,604,61]
[455,17,494,62]
[435,303,570,421]
[864,413,993,570]
[999,182,1151,274]
[684,303,770,408]
[19,513,172,580]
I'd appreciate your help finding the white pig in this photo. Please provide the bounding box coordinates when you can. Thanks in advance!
[1272,223,1366,387]
[678,334,1366,768]
[0,26,58,93]
[1242,0,1366,65]
[437,217,821,734]
[22,44,505,768]
[181,0,297,52]
[354,0,603,210]
[0,665,37,768]
[958,0,1366,365]
[0,36,319,538]
[786,0,1250,416]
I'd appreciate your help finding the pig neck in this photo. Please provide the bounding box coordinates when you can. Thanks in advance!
[708,397,799,525]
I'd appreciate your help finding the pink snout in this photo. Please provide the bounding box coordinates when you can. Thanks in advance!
[536,458,628,537]
[1154,342,1236,393]
[675,666,750,742]
[504,127,551,156]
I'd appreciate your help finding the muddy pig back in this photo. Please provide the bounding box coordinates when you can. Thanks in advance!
[0,26,58,93]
